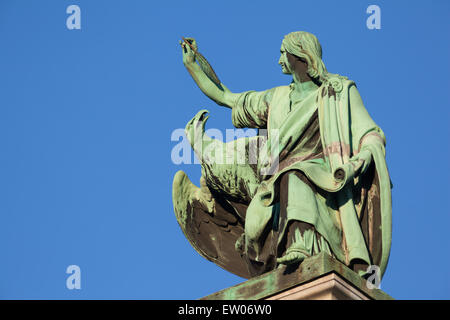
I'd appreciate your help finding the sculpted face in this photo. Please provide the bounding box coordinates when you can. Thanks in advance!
[278,43,291,74]
[280,41,313,83]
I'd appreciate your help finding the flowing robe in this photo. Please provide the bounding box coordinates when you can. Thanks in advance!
[173,75,392,279]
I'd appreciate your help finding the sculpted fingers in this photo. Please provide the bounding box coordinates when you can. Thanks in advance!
[184,37,197,50]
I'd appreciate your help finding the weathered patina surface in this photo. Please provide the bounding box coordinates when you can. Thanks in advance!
[201,252,393,300]
[173,32,392,280]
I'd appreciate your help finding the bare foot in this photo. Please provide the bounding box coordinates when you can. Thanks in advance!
[276,251,308,265]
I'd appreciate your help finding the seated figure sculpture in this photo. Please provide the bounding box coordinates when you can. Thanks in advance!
[173,31,392,279]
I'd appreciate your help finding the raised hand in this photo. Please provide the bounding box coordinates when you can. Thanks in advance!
[180,37,197,65]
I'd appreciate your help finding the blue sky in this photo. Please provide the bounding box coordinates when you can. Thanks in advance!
[0,0,448,299]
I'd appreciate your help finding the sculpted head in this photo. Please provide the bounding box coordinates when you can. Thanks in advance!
[278,31,327,82]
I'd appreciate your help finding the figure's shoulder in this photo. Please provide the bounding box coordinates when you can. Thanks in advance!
[270,85,291,93]
[270,84,291,97]
[322,73,356,93]
[259,85,291,105]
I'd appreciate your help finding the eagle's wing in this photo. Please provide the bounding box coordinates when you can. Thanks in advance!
[172,170,252,279]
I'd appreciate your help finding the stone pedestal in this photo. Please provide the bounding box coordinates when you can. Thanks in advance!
[201,252,392,300]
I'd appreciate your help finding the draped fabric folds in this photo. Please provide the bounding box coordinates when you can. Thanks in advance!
[173,75,392,279]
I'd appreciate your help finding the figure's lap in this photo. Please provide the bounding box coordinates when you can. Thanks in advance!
[277,170,332,259]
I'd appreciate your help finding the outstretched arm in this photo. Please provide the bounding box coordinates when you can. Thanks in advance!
[181,38,239,108]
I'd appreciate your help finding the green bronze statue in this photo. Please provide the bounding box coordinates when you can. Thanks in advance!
[173,31,392,279]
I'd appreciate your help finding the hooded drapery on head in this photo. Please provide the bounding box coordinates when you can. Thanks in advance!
[282,31,327,81]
